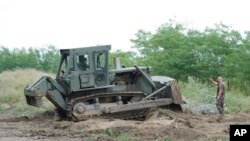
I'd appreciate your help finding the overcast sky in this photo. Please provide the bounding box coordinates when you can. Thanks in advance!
[0,0,249,51]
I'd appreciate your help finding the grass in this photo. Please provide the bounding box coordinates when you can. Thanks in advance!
[180,78,250,114]
[73,127,86,133]
[0,69,54,118]
[98,128,133,141]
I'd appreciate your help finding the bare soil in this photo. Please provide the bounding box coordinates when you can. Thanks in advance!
[1,109,250,141]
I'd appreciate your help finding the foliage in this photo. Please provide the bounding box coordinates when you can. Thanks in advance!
[0,45,60,73]
[131,20,250,94]
[99,128,133,141]
[109,49,137,69]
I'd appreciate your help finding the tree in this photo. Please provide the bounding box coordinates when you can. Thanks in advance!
[131,21,249,93]
[109,50,137,69]
[39,45,60,72]
[0,45,60,73]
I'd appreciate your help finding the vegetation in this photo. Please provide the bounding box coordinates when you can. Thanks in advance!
[0,69,54,118]
[131,20,250,95]
[108,49,137,69]
[85,128,134,141]
[181,79,250,114]
[0,45,60,73]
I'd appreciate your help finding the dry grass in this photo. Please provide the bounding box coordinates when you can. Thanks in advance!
[0,69,54,117]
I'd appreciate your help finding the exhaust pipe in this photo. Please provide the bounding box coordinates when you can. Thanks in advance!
[114,56,121,70]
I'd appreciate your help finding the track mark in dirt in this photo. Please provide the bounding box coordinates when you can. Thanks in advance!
[0,116,29,122]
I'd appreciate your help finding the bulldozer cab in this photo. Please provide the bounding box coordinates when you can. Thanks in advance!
[56,45,111,92]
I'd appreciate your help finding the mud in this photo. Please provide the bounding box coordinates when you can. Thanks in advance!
[1,109,250,141]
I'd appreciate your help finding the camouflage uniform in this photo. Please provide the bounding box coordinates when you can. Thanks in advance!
[216,83,226,115]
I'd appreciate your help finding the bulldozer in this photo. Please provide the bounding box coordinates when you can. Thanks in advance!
[24,45,183,121]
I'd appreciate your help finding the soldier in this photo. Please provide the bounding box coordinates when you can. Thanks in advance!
[209,76,226,115]
[78,55,89,71]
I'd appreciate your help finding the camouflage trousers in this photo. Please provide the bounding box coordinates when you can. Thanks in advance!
[216,95,225,115]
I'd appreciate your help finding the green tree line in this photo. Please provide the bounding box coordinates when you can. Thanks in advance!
[0,45,60,73]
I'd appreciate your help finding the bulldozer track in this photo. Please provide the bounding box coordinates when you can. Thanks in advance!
[72,108,150,121]
[67,91,151,121]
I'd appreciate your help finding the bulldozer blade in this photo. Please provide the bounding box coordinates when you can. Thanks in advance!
[170,80,182,104]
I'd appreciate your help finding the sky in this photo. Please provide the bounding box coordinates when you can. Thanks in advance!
[0,0,250,51]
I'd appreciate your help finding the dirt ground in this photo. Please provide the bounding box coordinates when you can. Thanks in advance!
[1,109,250,141]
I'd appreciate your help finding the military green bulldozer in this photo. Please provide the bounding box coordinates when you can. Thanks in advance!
[24,45,183,121]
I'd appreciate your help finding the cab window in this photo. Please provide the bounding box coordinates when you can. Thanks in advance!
[58,55,69,78]
[95,53,106,70]
[76,54,89,71]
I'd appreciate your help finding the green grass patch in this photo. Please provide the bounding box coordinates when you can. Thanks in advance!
[225,91,250,113]
[99,128,133,141]
[117,132,132,141]
[104,128,114,137]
